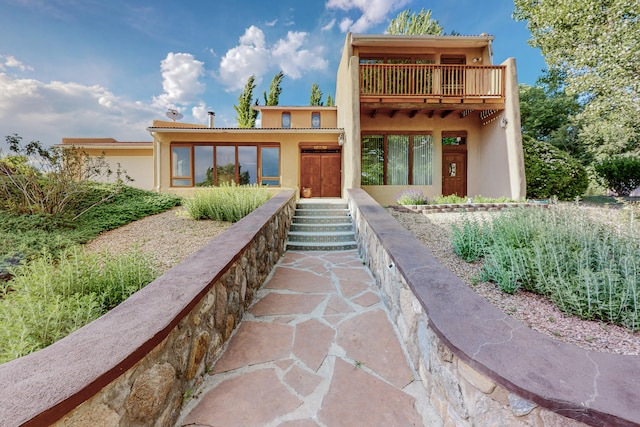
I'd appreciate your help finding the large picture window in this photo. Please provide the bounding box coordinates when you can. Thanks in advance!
[171,143,280,187]
[361,133,433,186]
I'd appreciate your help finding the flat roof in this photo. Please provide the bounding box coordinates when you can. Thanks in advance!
[350,33,494,49]
[146,127,343,134]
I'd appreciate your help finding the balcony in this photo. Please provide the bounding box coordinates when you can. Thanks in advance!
[359,64,506,118]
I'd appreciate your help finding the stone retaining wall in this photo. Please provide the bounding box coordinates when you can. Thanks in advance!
[0,190,296,427]
[348,188,640,427]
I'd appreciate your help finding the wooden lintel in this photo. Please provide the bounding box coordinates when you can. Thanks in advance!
[440,110,453,119]
[409,110,418,118]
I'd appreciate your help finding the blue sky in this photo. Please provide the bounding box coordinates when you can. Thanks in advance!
[0,0,546,147]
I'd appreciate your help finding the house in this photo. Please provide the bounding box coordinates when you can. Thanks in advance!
[60,138,154,190]
[62,33,525,205]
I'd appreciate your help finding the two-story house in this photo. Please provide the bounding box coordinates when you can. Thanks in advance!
[63,33,525,205]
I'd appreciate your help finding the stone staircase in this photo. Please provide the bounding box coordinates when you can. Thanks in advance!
[286,200,357,251]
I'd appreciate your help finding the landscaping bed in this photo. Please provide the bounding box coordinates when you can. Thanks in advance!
[390,202,640,355]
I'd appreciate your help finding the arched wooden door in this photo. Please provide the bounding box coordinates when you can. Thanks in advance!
[300,147,342,198]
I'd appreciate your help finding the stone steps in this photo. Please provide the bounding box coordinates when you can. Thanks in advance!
[287,201,357,251]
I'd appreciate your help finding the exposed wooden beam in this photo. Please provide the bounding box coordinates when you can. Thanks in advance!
[427,110,435,118]
[370,109,377,119]
[409,110,418,118]
[440,110,453,118]
[390,110,398,118]
[361,101,504,111]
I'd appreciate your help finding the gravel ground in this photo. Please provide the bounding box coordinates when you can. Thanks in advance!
[389,205,640,355]
[84,207,230,275]
[83,204,640,355]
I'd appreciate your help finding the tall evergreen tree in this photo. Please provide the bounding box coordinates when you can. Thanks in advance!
[310,83,323,106]
[326,94,334,107]
[386,8,443,35]
[234,75,259,128]
[263,71,284,106]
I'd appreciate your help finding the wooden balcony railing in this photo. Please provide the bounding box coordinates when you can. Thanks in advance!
[360,64,506,99]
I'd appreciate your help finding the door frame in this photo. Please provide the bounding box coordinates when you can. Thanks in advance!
[441,144,467,197]
[299,143,342,198]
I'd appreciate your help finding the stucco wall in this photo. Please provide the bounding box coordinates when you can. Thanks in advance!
[153,131,340,195]
[81,148,154,191]
[258,107,337,129]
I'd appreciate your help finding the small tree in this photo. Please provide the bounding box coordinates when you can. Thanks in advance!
[263,71,284,106]
[234,75,259,128]
[594,156,640,196]
[386,8,443,35]
[522,135,588,200]
[310,83,323,106]
[0,134,125,216]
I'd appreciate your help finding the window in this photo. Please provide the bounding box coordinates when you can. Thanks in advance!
[194,146,214,186]
[282,112,291,128]
[361,135,384,185]
[261,147,280,186]
[361,133,433,186]
[170,143,280,187]
[442,131,467,146]
[171,146,191,186]
[311,112,321,128]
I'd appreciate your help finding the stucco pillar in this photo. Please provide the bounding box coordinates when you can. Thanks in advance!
[502,57,526,199]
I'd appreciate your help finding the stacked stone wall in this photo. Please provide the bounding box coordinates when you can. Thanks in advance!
[0,190,296,427]
[348,188,640,427]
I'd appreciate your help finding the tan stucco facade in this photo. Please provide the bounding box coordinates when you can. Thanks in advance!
[147,117,342,198]
[63,33,526,205]
[60,139,154,190]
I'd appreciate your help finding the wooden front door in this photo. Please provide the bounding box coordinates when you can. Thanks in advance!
[442,149,467,197]
[300,150,342,198]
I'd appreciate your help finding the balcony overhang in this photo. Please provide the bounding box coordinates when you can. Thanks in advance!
[360,103,504,124]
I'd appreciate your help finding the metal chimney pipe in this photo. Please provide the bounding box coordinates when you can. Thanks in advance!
[208,111,215,128]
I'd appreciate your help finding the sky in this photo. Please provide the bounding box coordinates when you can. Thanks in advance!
[0,0,547,147]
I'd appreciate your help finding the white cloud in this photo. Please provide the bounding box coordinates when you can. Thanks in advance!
[0,73,157,146]
[265,18,278,27]
[218,26,329,92]
[272,31,329,79]
[218,26,270,92]
[326,0,409,32]
[191,102,212,123]
[152,52,205,109]
[339,18,354,32]
[0,54,34,72]
[322,19,337,31]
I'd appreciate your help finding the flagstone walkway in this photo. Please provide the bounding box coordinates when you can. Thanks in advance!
[176,250,437,427]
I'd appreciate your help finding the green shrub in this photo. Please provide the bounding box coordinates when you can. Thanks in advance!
[523,135,589,200]
[0,135,123,216]
[451,218,490,262]
[0,183,181,281]
[395,189,428,205]
[183,183,272,222]
[453,206,640,330]
[0,246,158,362]
[594,156,640,196]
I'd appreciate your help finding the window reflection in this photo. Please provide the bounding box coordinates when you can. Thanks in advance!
[216,146,235,185]
[194,146,214,186]
[170,143,280,187]
[238,146,257,184]
[172,147,191,186]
